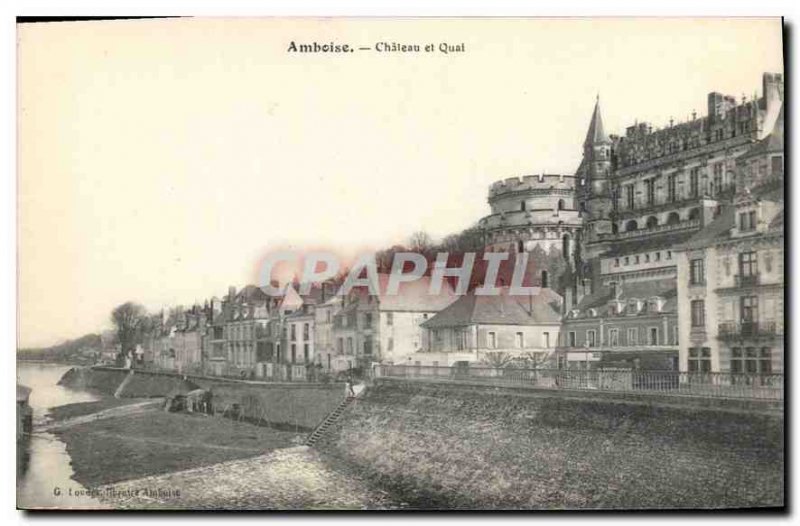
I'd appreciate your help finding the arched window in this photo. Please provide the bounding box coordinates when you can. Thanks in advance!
[520,201,527,212]
[625,219,638,232]
[646,216,658,228]
[557,199,565,211]
[688,208,701,221]
[667,212,680,225]
[541,270,548,288]
[562,234,570,259]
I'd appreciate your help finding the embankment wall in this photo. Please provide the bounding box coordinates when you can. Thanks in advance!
[58,367,344,431]
[318,379,784,510]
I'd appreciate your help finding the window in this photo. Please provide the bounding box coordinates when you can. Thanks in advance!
[587,330,597,347]
[666,251,672,260]
[649,327,659,345]
[303,323,310,340]
[363,336,373,355]
[290,344,297,364]
[672,326,679,345]
[542,332,550,348]
[515,332,524,349]
[655,252,661,262]
[645,179,655,206]
[627,328,638,346]
[364,313,373,328]
[290,324,296,341]
[668,174,677,202]
[614,258,620,267]
[771,155,782,176]
[690,300,705,328]
[609,328,619,346]
[568,331,576,347]
[688,347,711,373]
[739,252,758,277]
[387,338,394,352]
[713,162,724,195]
[624,256,630,265]
[346,337,354,354]
[625,184,635,209]
[337,338,344,354]
[739,211,757,231]
[326,311,331,323]
[303,343,309,362]
[740,296,759,323]
[731,347,772,375]
[690,259,705,285]
[625,220,637,232]
[521,201,527,211]
[635,255,640,264]
[487,332,497,349]
[690,167,700,198]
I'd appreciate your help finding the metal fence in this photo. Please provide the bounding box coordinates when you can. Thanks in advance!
[373,364,783,401]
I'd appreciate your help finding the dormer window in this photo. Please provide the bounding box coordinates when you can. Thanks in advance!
[569,309,580,318]
[587,308,597,318]
[739,210,757,232]
[649,297,665,313]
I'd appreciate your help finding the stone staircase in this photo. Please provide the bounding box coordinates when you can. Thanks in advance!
[113,369,135,398]
[305,386,364,446]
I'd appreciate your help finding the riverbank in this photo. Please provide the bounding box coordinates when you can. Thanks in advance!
[54,407,303,487]
[317,381,784,509]
[99,446,398,510]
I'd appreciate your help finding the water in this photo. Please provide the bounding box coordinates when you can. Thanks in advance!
[16,362,109,509]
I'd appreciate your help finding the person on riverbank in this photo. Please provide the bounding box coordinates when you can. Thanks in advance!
[345,378,356,399]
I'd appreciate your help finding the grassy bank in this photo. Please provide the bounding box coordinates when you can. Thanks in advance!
[47,398,151,422]
[55,409,301,487]
[318,382,784,510]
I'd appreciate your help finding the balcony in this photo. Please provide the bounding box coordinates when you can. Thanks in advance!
[718,321,781,341]
[597,218,699,242]
[735,274,760,288]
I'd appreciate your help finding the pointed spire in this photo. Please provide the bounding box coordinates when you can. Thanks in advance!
[584,97,610,147]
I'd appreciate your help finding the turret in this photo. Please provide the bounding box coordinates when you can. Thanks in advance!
[577,97,614,242]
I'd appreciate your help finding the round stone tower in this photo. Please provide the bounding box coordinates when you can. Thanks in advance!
[478,174,583,289]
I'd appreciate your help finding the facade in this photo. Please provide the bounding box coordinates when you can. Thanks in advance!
[675,107,784,374]
[314,294,343,371]
[332,274,459,368]
[557,72,784,370]
[416,287,563,366]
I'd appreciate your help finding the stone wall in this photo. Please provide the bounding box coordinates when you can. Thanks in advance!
[318,380,783,509]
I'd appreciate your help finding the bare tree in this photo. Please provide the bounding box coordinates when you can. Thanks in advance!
[480,351,513,368]
[408,230,433,253]
[111,302,147,355]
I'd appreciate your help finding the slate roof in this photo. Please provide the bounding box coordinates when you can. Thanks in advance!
[770,209,784,230]
[584,99,610,146]
[673,206,735,251]
[740,104,784,160]
[422,287,562,328]
[573,278,677,318]
[347,274,459,312]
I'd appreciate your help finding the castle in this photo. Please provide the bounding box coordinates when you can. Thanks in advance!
[479,72,784,371]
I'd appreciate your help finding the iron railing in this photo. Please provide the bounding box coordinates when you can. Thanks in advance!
[735,274,760,287]
[718,321,780,340]
[373,364,783,401]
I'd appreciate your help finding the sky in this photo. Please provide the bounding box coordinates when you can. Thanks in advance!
[17,17,783,348]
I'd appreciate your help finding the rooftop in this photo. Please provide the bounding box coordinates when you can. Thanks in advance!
[422,287,562,328]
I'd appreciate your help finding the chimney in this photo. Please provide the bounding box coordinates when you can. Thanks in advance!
[228,285,236,301]
[564,286,573,314]
[763,72,784,109]
[321,281,328,303]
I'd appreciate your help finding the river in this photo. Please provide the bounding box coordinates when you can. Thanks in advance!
[16,362,110,510]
